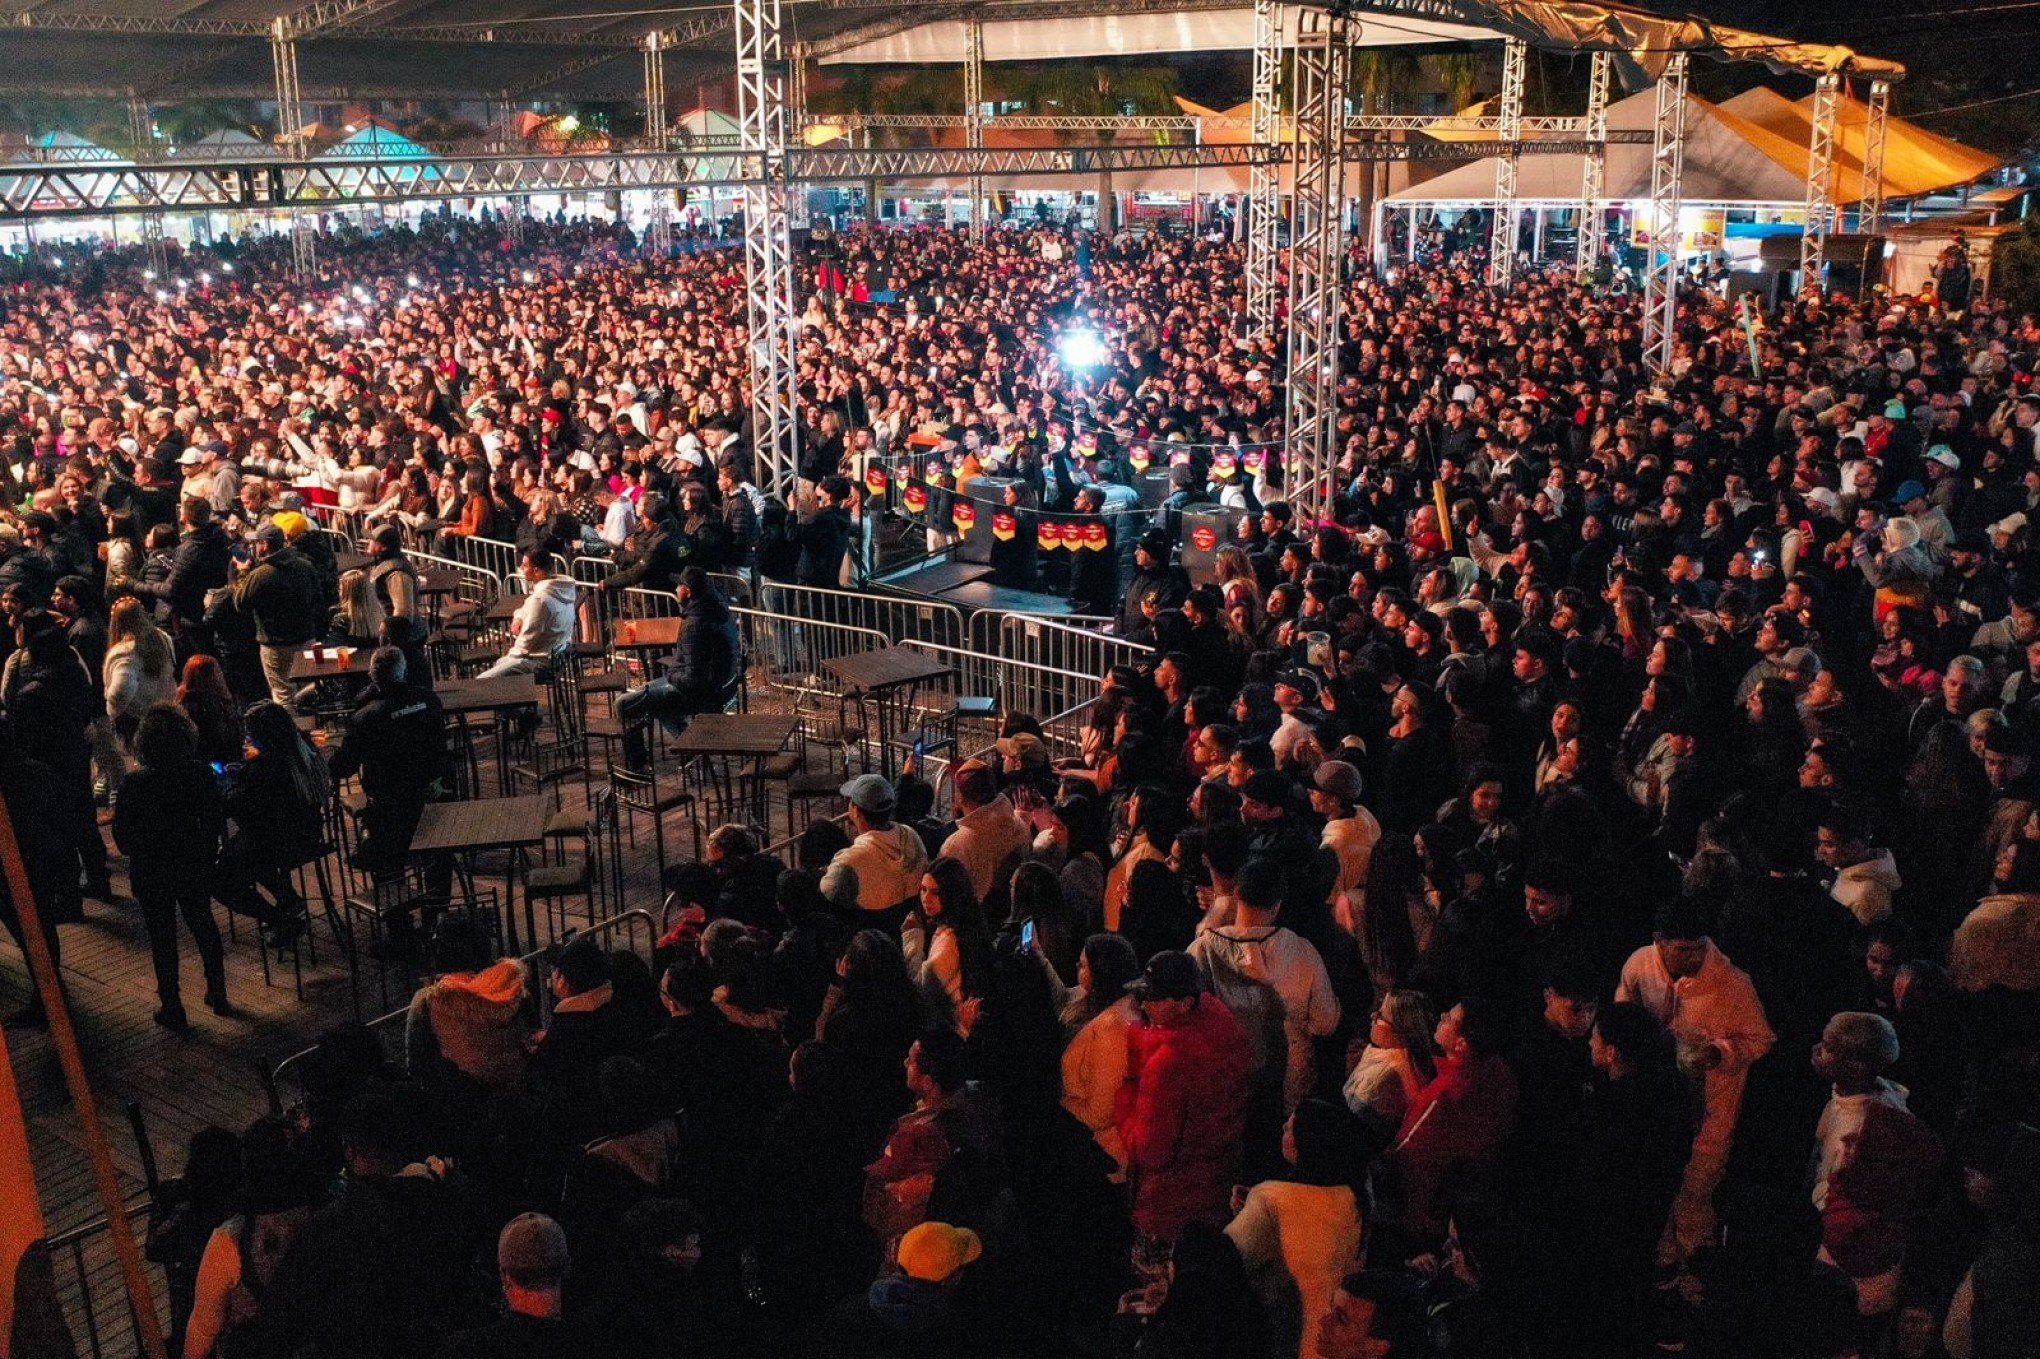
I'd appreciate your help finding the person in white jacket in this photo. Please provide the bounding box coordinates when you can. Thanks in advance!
[1617,898,1775,1266]
[1058,934,1142,1179]
[821,775,929,920]
[937,763,1031,902]
[102,596,179,735]
[1816,802,1902,927]
[478,551,580,678]
[1189,857,1341,1112]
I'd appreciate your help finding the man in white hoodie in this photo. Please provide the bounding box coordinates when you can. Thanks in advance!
[479,550,581,678]
[1816,800,1902,927]
[938,763,1030,901]
[822,774,929,925]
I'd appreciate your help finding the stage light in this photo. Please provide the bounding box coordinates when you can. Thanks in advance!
[155,290,169,302]
[1058,327,1107,370]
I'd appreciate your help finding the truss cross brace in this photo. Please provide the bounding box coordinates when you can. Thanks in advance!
[1487,38,1527,287]
[1576,50,1612,278]
[1642,52,1689,376]
[1284,5,1351,521]
[734,0,800,498]
[1801,72,1840,285]
[1245,0,1283,342]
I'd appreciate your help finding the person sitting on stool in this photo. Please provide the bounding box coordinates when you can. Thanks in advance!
[479,550,580,679]
[330,646,448,881]
[617,567,739,769]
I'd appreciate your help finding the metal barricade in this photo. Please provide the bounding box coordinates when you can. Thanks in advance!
[753,579,966,650]
[408,550,503,613]
[449,535,521,582]
[49,1201,162,1359]
[993,614,1149,720]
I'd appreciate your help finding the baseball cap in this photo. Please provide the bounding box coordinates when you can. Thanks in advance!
[897,1222,983,1283]
[1275,670,1321,703]
[1314,760,1364,803]
[1780,646,1822,677]
[272,511,312,541]
[498,1212,570,1288]
[1894,480,1928,505]
[1127,950,1203,1002]
[1241,770,1292,808]
[995,733,1049,769]
[176,448,206,466]
[840,773,897,815]
[252,524,286,552]
[1883,399,1909,419]
[1926,445,1961,470]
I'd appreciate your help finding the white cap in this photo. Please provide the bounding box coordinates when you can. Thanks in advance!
[1993,512,2029,537]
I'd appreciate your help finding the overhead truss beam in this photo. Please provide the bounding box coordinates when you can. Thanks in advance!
[1245,0,1281,342]
[1800,71,1840,284]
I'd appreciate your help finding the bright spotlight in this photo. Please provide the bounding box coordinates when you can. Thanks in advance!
[221,263,233,273]
[155,290,170,302]
[1058,328,1107,370]
[407,273,420,287]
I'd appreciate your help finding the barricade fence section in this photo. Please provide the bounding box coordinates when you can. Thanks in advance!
[50,1201,161,1359]
[753,580,967,651]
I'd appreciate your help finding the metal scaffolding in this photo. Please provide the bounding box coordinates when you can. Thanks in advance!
[1245,0,1282,342]
[734,0,801,497]
[644,30,673,255]
[269,17,316,279]
[1801,72,1840,285]
[1576,49,1611,278]
[1486,37,1526,287]
[1862,78,1891,234]
[964,16,986,240]
[1284,4,1351,520]
[1642,52,1688,376]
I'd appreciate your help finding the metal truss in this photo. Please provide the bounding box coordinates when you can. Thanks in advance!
[1246,0,1282,342]
[644,30,673,256]
[1801,72,1839,284]
[269,19,316,278]
[735,0,801,499]
[1487,36,1526,287]
[1285,4,1350,522]
[1861,78,1890,234]
[1642,51,1688,377]
[964,16,986,240]
[1576,49,1611,277]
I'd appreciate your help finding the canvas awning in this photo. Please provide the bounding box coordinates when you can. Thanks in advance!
[1718,87,1999,199]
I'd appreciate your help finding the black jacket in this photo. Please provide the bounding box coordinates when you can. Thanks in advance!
[111,758,225,897]
[606,516,690,595]
[5,652,97,772]
[232,1171,491,1359]
[331,681,449,804]
[233,545,325,646]
[789,506,851,588]
[139,522,233,625]
[663,592,740,709]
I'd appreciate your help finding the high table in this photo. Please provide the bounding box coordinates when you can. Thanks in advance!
[408,794,550,954]
[665,713,798,824]
[821,648,956,780]
[288,645,369,684]
[611,615,683,655]
[435,675,542,796]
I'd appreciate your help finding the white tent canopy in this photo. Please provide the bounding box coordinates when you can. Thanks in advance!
[1388,88,1809,207]
[819,5,1499,66]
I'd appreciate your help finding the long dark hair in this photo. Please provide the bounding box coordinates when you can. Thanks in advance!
[923,856,994,1001]
[244,701,330,809]
[1358,833,1423,989]
[1067,933,1139,1028]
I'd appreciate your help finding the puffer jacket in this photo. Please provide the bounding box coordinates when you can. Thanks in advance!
[103,635,179,724]
[823,824,930,915]
[404,959,532,1091]
[1115,996,1252,1239]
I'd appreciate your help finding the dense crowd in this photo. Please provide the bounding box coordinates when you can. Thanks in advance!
[3,216,2040,1359]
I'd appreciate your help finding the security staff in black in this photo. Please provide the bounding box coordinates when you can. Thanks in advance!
[329,646,449,879]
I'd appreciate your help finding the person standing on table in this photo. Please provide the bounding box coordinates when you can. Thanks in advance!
[616,568,739,769]
[478,550,580,680]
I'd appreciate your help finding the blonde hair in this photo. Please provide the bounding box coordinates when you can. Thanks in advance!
[107,597,173,679]
[337,569,387,641]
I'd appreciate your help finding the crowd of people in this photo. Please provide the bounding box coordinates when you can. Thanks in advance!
[4,213,2040,1359]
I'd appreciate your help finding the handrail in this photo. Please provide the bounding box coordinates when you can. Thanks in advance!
[265,908,659,1116]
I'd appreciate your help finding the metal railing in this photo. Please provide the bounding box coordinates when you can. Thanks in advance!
[753,579,966,650]
[48,1200,162,1359]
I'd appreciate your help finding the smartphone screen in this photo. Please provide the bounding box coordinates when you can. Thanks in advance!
[1020,919,1036,951]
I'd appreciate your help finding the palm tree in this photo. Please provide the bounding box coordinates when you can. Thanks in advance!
[1012,61,1179,232]
[151,100,264,151]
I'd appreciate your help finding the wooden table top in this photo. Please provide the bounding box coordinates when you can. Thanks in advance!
[485,594,527,622]
[417,570,465,595]
[665,713,797,757]
[408,794,549,856]
[288,646,369,682]
[824,646,957,694]
[612,616,684,650]
[434,674,541,715]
